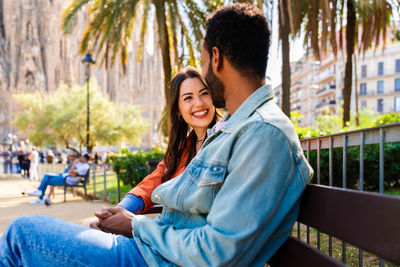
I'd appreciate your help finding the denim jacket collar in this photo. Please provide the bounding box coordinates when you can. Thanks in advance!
[219,84,274,133]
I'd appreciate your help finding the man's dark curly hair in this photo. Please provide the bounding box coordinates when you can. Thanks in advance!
[204,3,271,78]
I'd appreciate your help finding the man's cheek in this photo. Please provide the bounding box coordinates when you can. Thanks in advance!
[201,64,207,77]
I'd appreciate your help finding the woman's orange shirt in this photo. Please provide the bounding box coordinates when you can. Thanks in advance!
[127,139,191,212]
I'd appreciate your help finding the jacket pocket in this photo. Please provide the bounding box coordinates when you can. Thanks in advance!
[187,159,227,186]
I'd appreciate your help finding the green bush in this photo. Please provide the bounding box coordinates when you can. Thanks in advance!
[107,148,165,187]
[307,143,400,191]
[293,109,400,139]
[292,110,400,191]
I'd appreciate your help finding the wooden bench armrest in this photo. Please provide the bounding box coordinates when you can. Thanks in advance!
[141,205,163,214]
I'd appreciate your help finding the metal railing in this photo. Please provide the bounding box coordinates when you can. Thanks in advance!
[37,163,67,179]
[298,122,400,266]
[89,164,118,202]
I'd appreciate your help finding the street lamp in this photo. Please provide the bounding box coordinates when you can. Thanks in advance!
[81,53,95,153]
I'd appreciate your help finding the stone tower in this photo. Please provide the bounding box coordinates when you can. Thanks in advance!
[0,0,165,148]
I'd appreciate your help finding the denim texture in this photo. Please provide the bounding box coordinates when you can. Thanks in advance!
[0,215,147,267]
[118,194,145,214]
[132,85,314,266]
[37,173,64,199]
[2,162,13,174]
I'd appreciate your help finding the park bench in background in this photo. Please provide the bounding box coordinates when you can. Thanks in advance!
[143,184,400,266]
[64,169,90,202]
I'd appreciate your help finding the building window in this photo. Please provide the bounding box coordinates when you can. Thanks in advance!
[396,59,400,73]
[360,83,367,96]
[377,98,384,112]
[361,65,367,78]
[377,80,384,94]
[378,62,384,76]
[395,78,400,92]
[395,96,400,112]
[361,100,367,109]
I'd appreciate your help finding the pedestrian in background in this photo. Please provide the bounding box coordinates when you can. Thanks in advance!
[2,147,12,174]
[29,147,39,181]
[21,153,30,178]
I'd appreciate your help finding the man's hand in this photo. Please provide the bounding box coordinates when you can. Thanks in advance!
[94,206,134,237]
[89,207,113,230]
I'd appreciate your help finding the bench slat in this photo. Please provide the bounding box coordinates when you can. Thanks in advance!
[269,236,344,267]
[298,184,400,264]
[141,205,163,214]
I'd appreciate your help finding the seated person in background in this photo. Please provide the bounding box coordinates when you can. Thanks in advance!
[27,152,89,205]
[91,67,219,230]
[47,153,78,199]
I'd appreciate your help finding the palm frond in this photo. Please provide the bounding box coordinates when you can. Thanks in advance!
[177,14,196,67]
[182,0,207,51]
[138,1,151,62]
[167,0,182,70]
[203,0,224,13]
[290,0,304,36]
[329,0,338,56]
[61,0,91,34]
[357,0,394,54]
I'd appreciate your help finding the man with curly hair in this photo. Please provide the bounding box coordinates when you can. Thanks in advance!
[0,3,312,266]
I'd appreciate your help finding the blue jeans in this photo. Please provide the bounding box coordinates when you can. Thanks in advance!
[0,215,147,267]
[37,174,64,199]
[3,162,12,174]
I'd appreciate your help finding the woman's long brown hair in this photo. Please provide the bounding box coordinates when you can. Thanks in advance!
[161,67,219,183]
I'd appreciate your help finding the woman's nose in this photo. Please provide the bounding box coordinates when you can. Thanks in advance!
[194,95,204,106]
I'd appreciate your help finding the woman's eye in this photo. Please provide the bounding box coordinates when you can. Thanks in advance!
[202,91,209,96]
[184,96,192,101]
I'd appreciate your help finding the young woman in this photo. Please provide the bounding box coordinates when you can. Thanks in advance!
[93,67,219,222]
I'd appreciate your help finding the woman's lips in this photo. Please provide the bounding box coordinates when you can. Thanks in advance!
[192,109,209,119]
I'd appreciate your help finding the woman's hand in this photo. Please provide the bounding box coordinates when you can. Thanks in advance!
[94,206,134,237]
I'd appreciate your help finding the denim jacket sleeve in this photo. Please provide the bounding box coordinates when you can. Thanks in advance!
[132,122,309,266]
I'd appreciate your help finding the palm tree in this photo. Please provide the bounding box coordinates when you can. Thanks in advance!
[62,0,208,108]
[342,0,356,126]
[279,0,292,117]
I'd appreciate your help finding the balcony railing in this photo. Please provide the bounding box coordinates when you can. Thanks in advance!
[359,89,400,97]
[315,100,336,109]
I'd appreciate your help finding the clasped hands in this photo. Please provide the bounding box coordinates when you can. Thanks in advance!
[90,205,134,237]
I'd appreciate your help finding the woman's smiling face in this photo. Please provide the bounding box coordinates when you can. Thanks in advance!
[178,77,215,131]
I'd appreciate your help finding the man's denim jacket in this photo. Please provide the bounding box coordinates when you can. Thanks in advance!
[132,85,314,266]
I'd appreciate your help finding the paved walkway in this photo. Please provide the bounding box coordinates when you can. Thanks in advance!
[0,174,112,236]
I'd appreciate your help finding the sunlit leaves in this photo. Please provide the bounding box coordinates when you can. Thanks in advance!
[13,81,148,151]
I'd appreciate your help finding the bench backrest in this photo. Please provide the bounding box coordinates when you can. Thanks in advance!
[269,184,400,266]
[81,168,90,184]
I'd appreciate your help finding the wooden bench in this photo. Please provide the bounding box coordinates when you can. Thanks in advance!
[63,169,90,202]
[269,184,400,266]
[143,184,400,266]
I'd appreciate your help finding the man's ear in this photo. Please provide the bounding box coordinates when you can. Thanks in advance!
[211,47,223,72]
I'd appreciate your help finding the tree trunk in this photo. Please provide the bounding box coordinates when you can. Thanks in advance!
[154,0,172,109]
[279,0,291,118]
[353,53,359,126]
[343,0,356,127]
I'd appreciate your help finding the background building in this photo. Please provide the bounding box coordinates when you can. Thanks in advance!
[355,45,400,114]
[275,37,400,127]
